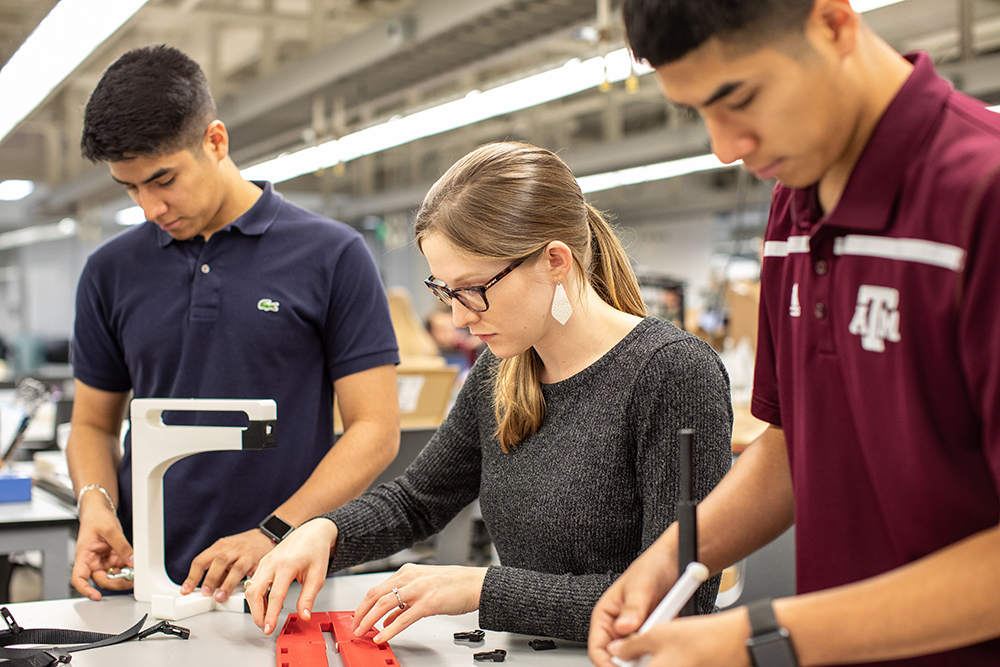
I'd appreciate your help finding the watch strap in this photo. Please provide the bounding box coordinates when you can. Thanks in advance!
[746,598,799,667]
[747,598,781,635]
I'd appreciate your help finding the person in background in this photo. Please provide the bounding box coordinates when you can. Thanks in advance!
[68,44,400,604]
[590,1,1000,666]
[245,141,733,642]
[386,286,443,363]
[426,308,483,373]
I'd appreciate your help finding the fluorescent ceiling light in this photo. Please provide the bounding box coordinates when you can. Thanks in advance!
[853,0,905,11]
[0,0,150,143]
[577,154,739,194]
[242,0,904,185]
[0,219,77,251]
[0,180,35,201]
[115,206,146,226]
[242,49,652,184]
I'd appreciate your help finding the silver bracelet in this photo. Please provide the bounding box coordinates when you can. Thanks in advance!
[77,484,116,513]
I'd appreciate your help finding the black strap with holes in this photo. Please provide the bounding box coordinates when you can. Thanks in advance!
[0,607,189,667]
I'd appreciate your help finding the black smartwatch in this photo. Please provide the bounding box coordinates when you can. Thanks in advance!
[258,514,294,543]
[746,599,799,667]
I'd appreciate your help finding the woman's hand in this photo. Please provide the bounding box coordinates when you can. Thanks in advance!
[245,518,338,635]
[353,563,488,643]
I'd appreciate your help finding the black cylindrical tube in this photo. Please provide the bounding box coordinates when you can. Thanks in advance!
[679,428,694,502]
[677,429,699,617]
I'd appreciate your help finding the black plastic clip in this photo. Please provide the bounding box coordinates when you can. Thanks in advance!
[528,639,556,650]
[41,648,71,664]
[137,620,191,640]
[454,629,485,642]
[473,648,507,662]
[0,607,22,635]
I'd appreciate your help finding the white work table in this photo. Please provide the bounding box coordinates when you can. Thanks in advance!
[0,572,590,665]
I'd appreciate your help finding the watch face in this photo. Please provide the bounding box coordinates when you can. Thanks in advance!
[260,515,292,540]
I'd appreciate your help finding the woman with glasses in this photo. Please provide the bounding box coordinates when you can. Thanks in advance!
[246,142,732,643]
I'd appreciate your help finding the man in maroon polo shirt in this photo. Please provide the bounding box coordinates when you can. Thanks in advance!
[589,1,1000,666]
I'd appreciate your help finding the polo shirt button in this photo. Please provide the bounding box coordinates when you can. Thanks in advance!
[815,259,828,275]
[201,264,211,274]
[814,302,827,319]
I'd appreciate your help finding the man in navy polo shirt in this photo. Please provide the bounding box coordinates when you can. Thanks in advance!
[68,45,401,604]
[590,1,1000,666]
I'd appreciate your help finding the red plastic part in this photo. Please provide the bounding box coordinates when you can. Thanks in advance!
[276,611,399,667]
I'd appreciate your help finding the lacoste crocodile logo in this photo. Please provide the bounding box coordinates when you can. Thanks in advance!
[257,298,280,312]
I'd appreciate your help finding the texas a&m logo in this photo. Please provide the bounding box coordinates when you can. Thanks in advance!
[848,285,900,352]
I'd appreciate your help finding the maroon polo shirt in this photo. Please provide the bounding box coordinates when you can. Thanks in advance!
[752,52,1000,665]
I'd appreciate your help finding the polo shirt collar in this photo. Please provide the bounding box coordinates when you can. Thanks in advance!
[791,52,951,232]
[156,180,280,247]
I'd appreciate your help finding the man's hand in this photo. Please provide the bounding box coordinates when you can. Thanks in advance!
[592,425,797,666]
[71,495,134,601]
[589,538,677,667]
[66,381,132,601]
[606,609,751,667]
[180,528,275,602]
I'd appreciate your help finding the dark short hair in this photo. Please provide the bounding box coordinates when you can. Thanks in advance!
[81,45,217,163]
[623,0,815,67]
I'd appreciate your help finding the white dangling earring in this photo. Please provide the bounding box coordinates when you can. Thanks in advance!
[551,282,573,325]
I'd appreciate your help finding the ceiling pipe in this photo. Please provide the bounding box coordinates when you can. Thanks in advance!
[959,0,975,61]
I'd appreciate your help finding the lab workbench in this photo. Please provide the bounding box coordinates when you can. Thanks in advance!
[0,571,590,665]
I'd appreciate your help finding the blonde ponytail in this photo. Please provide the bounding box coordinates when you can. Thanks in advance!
[585,205,647,318]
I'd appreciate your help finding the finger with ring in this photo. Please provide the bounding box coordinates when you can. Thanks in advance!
[392,586,406,610]
[243,579,253,591]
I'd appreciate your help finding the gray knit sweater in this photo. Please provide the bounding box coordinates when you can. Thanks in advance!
[323,316,733,642]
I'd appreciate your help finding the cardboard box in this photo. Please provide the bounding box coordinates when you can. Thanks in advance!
[335,362,459,433]
[726,280,761,351]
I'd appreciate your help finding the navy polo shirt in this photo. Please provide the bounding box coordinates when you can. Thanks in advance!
[74,182,399,584]
[752,53,1000,665]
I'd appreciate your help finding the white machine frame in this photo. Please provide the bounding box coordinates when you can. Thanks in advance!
[130,398,277,620]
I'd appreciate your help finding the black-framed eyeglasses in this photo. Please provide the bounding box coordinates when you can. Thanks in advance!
[424,260,523,313]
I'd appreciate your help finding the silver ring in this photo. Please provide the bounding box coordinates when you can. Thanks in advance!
[243,579,253,591]
[392,586,406,610]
